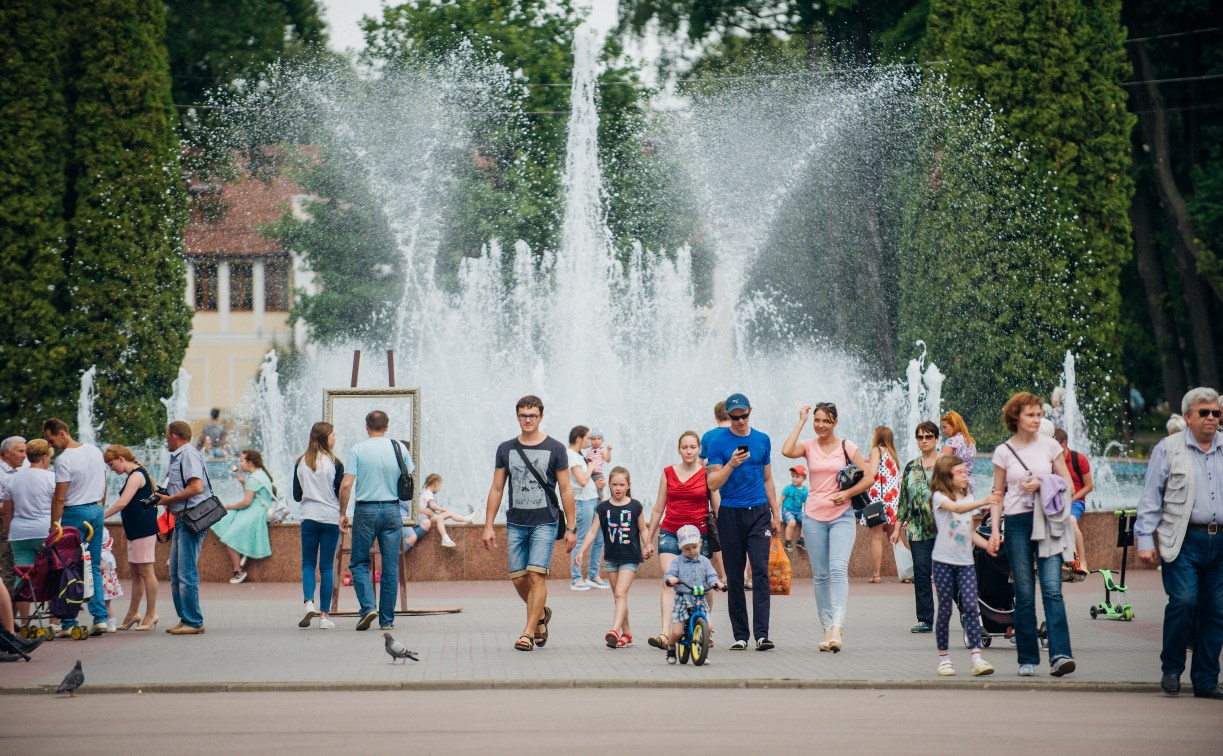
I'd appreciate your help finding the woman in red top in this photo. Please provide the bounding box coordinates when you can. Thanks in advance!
[645,430,724,650]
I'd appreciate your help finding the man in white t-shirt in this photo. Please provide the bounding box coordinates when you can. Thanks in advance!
[44,418,109,637]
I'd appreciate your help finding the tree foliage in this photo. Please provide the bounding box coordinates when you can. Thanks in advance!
[923,0,1135,431]
[0,0,190,442]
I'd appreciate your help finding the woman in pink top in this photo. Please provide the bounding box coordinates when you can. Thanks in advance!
[782,402,874,652]
[986,392,1077,678]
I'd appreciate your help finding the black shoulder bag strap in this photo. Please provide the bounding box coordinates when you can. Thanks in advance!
[513,441,559,514]
[1069,450,1084,479]
[391,440,414,501]
[1003,442,1032,473]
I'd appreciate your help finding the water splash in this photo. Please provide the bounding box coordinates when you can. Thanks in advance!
[160,367,192,425]
[77,366,98,446]
[254,351,290,507]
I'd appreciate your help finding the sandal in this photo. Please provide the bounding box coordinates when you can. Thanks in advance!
[605,629,621,649]
[514,634,534,652]
[648,633,669,650]
[869,576,882,583]
[534,606,552,647]
[618,633,633,648]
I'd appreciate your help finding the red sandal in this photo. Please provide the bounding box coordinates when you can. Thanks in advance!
[605,629,620,649]
[617,633,633,648]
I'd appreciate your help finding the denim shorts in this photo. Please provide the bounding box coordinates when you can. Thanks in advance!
[507,521,557,577]
[604,560,638,574]
[658,529,712,558]
[1070,500,1086,521]
[781,510,803,524]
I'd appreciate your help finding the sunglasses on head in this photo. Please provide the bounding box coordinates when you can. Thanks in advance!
[1197,409,1222,418]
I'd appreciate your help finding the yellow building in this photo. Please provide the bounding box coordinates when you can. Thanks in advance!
[181,171,316,420]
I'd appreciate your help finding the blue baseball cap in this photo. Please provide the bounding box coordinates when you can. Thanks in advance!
[725,393,750,413]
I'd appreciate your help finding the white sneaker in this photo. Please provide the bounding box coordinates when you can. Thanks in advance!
[441,537,457,548]
[319,617,335,629]
[106,619,117,633]
[937,658,956,676]
[229,570,248,585]
[300,601,319,628]
[571,579,590,591]
[971,658,995,676]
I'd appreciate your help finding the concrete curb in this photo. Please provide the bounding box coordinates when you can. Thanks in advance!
[0,678,1164,696]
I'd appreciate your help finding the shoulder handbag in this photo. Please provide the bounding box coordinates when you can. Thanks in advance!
[177,456,227,535]
[391,440,415,502]
[703,469,722,553]
[860,446,890,527]
[836,441,872,513]
[513,441,568,540]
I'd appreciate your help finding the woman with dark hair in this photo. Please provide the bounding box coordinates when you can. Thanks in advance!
[568,425,607,590]
[988,392,1077,677]
[212,449,275,584]
[294,423,343,628]
[782,402,874,652]
[891,421,942,633]
[863,426,900,583]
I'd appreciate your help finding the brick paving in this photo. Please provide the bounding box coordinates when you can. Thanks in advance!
[0,570,1210,691]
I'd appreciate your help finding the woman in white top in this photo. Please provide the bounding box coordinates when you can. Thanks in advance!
[293,422,344,629]
[2,439,55,620]
[986,392,1077,678]
[568,425,606,590]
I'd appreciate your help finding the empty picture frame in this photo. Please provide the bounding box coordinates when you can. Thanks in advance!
[322,387,421,525]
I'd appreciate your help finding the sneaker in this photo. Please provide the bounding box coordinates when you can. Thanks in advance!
[911,622,933,634]
[937,658,956,676]
[300,601,319,628]
[784,540,794,554]
[755,638,775,651]
[971,658,995,676]
[441,537,457,548]
[729,640,748,651]
[1050,656,1076,677]
[355,610,378,631]
[570,579,590,591]
[744,580,753,591]
[666,645,677,664]
[1018,664,1035,677]
[229,570,248,585]
[380,625,394,631]
[319,617,335,630]
[588,577,610,589]
[797,537,806,549]
[106,619,117,633]
[89,622,108,637]
[167,624,205,635]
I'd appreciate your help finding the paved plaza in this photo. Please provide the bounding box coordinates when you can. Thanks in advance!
[0,571,1209,691]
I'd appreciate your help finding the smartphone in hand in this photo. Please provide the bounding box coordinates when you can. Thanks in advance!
[736,445,749,455]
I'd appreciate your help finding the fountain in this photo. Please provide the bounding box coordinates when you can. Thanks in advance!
[160,367,192,424]
[254,351,290,503]
[77,365,98,446]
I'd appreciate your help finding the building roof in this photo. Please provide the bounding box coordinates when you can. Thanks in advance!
[183,167,306,258]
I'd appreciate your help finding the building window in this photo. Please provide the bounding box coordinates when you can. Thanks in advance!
[230,262,253,311]
[194,262,218,311]
[266,259,291,311]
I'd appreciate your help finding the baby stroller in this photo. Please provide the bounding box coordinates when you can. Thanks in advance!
[13,523,91,641]
[964,515,1048,649]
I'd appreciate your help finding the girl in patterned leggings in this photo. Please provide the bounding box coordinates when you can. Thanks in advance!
[928,456,994,677]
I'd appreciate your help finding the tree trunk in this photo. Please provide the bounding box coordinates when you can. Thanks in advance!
[1173,239,1220,387]
[1131,181,1187,409]
[1128,40,1222,304]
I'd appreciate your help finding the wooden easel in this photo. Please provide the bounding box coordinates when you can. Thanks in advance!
[328,349,461,617]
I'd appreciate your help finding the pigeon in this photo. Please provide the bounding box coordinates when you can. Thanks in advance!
[57,660,84,697]
[382,633,418,664]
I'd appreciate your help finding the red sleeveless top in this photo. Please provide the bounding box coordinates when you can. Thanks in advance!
[661,465,708,533]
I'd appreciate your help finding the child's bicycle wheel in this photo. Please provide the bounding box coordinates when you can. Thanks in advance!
[677,639,691,664]
[691,617,711,666]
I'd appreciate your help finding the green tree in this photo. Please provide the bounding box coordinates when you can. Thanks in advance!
[0,1,71,435]
[57,0,192,442]
[924,0,1136,431]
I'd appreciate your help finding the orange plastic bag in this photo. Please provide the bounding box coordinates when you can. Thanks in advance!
[768,534,791,595]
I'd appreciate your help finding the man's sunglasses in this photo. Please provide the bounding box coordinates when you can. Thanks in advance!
[729,412,751,422]
[1197,409,1222,418]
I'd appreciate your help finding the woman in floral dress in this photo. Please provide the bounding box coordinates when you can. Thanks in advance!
[863,426,901,583]
[940,411,977,495]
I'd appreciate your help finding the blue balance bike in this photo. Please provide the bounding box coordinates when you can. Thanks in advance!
[1088,509,1136,622]
[673,582,720,666]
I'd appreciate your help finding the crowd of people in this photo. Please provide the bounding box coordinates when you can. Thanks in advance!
[1,388,1220,701]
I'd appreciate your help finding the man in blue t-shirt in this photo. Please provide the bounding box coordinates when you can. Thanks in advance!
[705,392,780,651]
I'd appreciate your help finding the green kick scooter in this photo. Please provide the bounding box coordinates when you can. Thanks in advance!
[1089,509,1136,621]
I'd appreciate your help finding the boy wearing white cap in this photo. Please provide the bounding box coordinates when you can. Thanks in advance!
[664,525,725,663]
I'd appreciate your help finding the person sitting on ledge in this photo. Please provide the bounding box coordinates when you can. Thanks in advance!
[420,473,476,549]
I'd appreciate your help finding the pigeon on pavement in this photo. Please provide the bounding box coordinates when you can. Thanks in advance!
[57,660,84,697]
[383,633,419,664]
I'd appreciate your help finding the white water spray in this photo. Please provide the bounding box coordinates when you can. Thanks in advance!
[77,366,98,446]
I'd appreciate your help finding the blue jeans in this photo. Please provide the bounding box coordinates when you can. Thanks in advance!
[349,502,401,627]
[59,504,106,626]
[301,519,340,612]
[507,521,556,577]
[169,516,206,628]
[571,498,603,581]
[1160,528,1223,694]
[1004,512,1072,666]
[803,509,857,629]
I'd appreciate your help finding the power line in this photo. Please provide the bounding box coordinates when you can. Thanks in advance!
[1122,72,1223,87]
[1126,26,1221,44]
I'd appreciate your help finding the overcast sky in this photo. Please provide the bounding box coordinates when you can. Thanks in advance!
[319,1,619,56]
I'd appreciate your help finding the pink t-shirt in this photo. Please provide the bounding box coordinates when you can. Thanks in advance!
[803,438,859,522]
[991,435,1064,515]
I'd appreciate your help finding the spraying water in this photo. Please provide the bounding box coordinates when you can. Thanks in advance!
[255,351,290,502]
[160,367,192,424]
[77,366,98,446]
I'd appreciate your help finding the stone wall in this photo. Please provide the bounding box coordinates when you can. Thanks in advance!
[106,510,1147,583]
